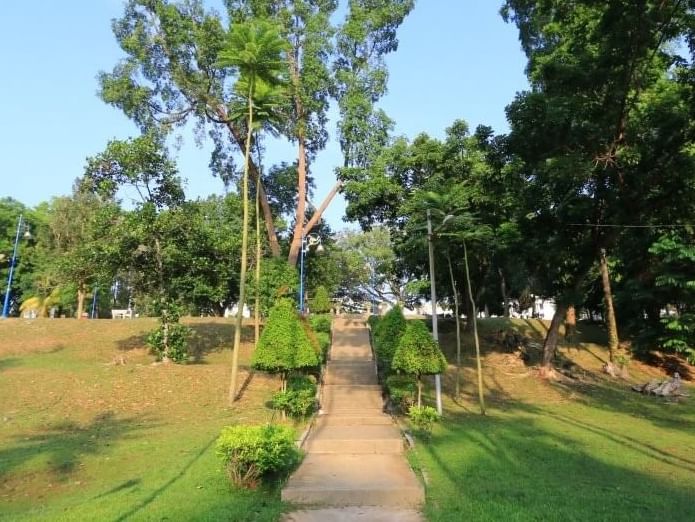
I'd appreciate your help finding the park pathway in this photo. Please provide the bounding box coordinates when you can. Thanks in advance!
[282,316,424,522]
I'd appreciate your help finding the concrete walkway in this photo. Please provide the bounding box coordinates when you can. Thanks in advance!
[282,316,424,521]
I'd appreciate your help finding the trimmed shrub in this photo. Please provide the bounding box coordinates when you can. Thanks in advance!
[216,424,300,488]
[252,298,320,388]
[367,314,381,331]
[315,332,331,361]
[146,304,191,363]
[309,314,332,334]
[249,258,299,317]
[392,320,447,406]
[408,405,440,438]
[310,285,331,313]
[373,306,406,372]
[385,374,417,413]
[271,375,317,417]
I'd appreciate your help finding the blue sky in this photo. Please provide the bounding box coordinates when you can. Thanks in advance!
[0,1,528,229]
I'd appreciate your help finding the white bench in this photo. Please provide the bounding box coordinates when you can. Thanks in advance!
[111,309,133,319]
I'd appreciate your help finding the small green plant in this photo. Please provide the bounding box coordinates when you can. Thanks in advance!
[385,374,417,413]
[392,320,447,406]
[146,303,191,363]
[310,285,332,313]
[367,314,381,331]
[271,375,317,417]
[216,424,301,488]
[309,314,332,334]
[408,405,440,438]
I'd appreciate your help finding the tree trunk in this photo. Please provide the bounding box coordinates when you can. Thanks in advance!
[599,248,619,362]
[447,253,462,398]
[462,274,475,333]
[541,302,568,375]
[219,109,281,258]
[229,87,253,404]
[162,315,170,363]
[288,134,308,267]
[417,375,422,407]
[76,284,86,319]
[255,167,262,350]
[565,305,577,343]
[499,268,509,318]
[463,241,486,415]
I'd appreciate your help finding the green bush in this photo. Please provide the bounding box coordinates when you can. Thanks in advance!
[367,314,381,331]
[309,314,332,334]
[392,320,447,406]
[249,258,299,317]
[216,424,301,488]
[271,375,317,417]
[315,331,331,361]
[310,285,332,313]
[252,298,320,385]
[408,405,440,438]
[372,306,406,372]
[385,374,417,413]
[146,304,191,363]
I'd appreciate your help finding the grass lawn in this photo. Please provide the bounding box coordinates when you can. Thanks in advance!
[410,318,695,522]
[0,317,294,521]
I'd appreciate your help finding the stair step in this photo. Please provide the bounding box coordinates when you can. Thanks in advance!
[282,454,423,508]
[305,425,402,454]
[317,414,392,426]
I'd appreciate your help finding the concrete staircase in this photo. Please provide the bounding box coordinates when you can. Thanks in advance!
[282,316,424,516]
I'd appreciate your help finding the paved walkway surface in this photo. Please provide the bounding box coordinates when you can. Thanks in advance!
[282,316,424,521]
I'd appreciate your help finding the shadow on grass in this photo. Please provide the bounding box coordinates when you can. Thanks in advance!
[0,357,22,372]
[113,435,217,521]
[419,410,695,521]
[0,411,154,482]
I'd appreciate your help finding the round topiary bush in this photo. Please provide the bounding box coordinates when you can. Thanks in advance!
[310,285,331,314]
[392,320,447,406]
[252,298,320,389]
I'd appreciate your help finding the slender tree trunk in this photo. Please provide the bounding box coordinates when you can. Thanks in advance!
[447,253,462,398]
[76,283,86,320]
[288,135,307,267]
[254,174,262,349]
[599,248,619,362]
[219,110,281,258]
[162,316,170,363]
[417,375,422,407]
[462,274,475,333]
[301,181,342,237]
[541,302,568,375]
[229,88,254,404]
[499,268,509,318]
[463,241,486,415]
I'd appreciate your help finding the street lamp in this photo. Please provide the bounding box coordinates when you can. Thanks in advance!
[298,233,323,313]
[426,210,455,416]
[2,214,31,318]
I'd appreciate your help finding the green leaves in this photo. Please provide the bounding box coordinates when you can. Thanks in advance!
[392,320,447,377]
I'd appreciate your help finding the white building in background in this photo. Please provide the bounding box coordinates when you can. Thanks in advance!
[224,303,251,318]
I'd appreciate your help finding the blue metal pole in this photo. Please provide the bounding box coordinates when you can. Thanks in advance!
[299,235,305,313]
[2,215,23,318]
[91,286,99,319]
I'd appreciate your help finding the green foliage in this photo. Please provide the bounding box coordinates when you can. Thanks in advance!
[146,304,191,363]
[372,305,406,371]
[315,331,331,362]
[271,375,317,418]
[392,320,447,377]
[385,374,416,413]
[216,424,300,488]
[250,258,299,317]
[252,298,320,375]
[309,314,332,334]
[367,314,381,331]
[310,285,331,313]
[408,405,439,437]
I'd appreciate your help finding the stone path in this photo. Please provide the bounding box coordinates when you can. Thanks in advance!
[282,316,424,521]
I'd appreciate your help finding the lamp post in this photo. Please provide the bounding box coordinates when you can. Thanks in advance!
[298,233,323,314]
[426,211,456,416]
[2,214,31,318]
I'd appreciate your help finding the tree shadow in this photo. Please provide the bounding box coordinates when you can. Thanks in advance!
[115,334,147,352]
[0,357,22,372]
[0,411,154,482]
[187,322,234,363]
[418,410,695,520]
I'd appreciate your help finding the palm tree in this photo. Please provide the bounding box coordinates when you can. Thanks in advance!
[218,20,287,404]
